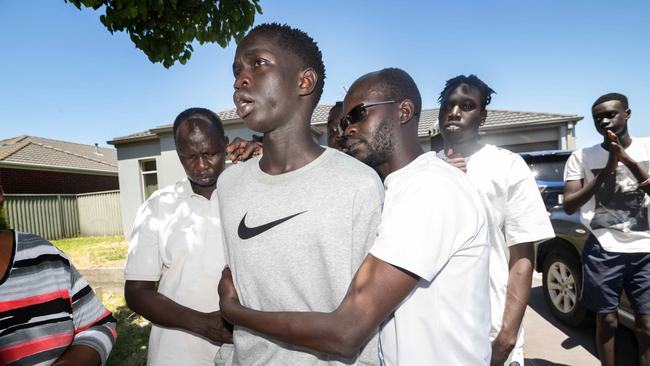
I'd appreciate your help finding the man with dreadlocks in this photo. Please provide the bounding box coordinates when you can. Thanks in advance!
[436,75,553,366]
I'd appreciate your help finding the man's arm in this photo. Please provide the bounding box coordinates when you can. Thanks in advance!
[218,254,418,359]
[491,242,534,365]
[125,280,233,343]
[609,137,650,195]
[563,145,618,214]
[53,345,101,366]
[58,263,117,365]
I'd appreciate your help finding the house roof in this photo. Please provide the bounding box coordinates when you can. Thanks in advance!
[420,109,582,137]
[0,135,117,174]
[108,105,335,144]
[108,105,582,144]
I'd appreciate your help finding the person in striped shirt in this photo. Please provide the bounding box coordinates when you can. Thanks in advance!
[0,185,117,365]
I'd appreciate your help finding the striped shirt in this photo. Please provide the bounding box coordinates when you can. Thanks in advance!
[0,231,117,365]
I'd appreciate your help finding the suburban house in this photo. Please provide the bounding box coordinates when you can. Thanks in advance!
[0,135,119,194]
[0,135,122,239]
[109,105,582,237]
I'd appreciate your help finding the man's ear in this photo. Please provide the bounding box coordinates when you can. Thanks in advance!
[224,136,230,146]
[398,99,416,124]
[626,108,632,120]
[480,109,488,126]
[298,68,318,97]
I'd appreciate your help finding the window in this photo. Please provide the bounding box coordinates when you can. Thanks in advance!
[140,159,158,200]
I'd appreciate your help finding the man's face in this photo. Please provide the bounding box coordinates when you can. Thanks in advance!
[176,121,226,188]
[342,83,397,167]
[592,100,629,137]
[232,32,303,132]
[438,83,485,146]
[326,105,346,151]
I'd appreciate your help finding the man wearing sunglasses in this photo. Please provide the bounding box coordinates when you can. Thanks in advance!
[437,75,553,366]
[216,23,384,365]
[218,67,492,365]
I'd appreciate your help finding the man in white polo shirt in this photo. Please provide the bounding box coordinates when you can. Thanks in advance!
[124,108,233,366]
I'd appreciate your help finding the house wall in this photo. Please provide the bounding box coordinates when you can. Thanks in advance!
[0,167,118,194]
[157,132,186,188]
[481,124,565,153]
[115,140,160,237]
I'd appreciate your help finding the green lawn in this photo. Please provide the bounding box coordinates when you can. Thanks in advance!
[52,235,128,268]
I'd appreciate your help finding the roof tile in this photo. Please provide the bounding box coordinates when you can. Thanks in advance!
[0,136,117,173]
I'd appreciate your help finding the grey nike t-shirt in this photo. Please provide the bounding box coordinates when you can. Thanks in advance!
[216,147,384,366]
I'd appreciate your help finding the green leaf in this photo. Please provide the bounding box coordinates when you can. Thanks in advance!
[65,0,263,67]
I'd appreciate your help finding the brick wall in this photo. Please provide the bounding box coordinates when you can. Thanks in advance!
[0,167,119,194]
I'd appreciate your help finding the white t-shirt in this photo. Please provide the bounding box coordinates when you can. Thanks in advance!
[369,152,491,366]
[125,178,228,366]
[564,138,650,253]
[452,145,554,362]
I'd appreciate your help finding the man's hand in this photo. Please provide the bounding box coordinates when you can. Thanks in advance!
[604,130,621,172]
[192,311,233,343]
[444,148,467,173]
[607,130,635,168]
[226,136,263,163]
[491,335,516,366]
[218,267,241,322]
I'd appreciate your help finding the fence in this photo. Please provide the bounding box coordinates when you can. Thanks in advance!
[4,190,123,240]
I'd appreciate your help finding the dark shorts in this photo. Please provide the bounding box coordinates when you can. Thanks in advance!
[581,234,650,314]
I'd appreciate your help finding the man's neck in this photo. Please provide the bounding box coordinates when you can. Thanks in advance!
[377,140,425,180]
[190,182,215,200]
[259,121,324,175]
[443,139,483,158]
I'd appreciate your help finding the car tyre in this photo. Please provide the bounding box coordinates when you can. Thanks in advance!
[542,248,588,327]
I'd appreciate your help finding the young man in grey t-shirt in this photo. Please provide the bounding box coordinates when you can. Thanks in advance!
[216,23,383,366]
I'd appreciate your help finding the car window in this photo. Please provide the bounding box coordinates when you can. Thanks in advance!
[527,161,566,182]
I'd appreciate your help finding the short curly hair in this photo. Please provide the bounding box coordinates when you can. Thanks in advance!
[173,107,225,142]
[370,68,422,116]
[248,23,326,108]
[592,93,629,110]
[438,75,496,110]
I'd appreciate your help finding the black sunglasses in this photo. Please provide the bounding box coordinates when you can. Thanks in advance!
[339,100,397,133]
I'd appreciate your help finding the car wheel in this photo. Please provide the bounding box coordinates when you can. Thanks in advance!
[542,249,587,327]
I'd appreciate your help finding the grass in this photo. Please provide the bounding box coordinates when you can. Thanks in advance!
[102,293,150,366]
[52,235,128,268]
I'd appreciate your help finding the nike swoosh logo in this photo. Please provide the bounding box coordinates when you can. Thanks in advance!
[238,211,307,240]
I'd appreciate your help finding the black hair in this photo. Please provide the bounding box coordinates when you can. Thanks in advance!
[248,23,325,108]
[327,102,343,125]
[592,93,629,110]
[438,75,496,110]
[173,108,225,142]
[371,68,422,116]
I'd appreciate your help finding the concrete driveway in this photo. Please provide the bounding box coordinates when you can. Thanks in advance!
[523,275,638,365]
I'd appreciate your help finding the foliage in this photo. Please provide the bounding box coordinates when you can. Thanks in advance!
[52,235,127,268]
[0,206,9,230]
[65,0,263,68]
